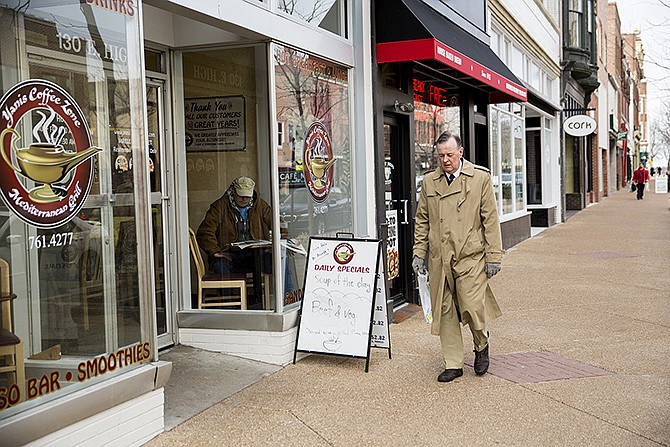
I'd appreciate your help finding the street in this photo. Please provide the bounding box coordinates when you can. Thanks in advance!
[147,189,670,447]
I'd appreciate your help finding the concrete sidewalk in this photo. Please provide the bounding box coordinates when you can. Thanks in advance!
[147,189,670,447]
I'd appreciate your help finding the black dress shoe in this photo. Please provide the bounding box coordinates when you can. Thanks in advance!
[474,344,489,376]
[437,368,463,382]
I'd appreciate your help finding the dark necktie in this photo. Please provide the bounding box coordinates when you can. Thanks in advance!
[447,174,454,185]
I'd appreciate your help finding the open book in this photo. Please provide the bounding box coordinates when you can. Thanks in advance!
[230,238,306,254]
[230,239,272,249]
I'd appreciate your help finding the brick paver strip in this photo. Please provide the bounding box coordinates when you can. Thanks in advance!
[392,303,422,324]
[465,351,613,384]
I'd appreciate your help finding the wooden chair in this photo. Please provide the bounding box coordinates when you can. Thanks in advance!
[0,258,25,404]
[188,228,247,309]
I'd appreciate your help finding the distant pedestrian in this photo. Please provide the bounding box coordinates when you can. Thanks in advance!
[412,131,503,383]
[632,163,650,200]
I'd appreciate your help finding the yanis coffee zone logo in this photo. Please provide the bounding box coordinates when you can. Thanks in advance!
[333,242,354,264]
[303,121,336,203]
[0,79,101,229]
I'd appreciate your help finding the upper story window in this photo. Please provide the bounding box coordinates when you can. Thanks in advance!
[491,26,558,103]
[568,0,583,48]
[277,0,348,38]
[543,0,560,24]
[566,0,596,62]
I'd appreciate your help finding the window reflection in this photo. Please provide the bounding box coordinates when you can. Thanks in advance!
[274,44,351,308]
[413,100,460,204]
[277,0,347,37]
[0,0,146,414]
[501,112,513,214]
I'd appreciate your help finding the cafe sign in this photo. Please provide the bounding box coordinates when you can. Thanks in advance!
[0,79,101,229]
[563,115,597,137]
[303,121,336,203]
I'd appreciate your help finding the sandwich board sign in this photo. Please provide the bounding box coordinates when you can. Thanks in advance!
[294,237,390,371]
[370,254,391,356]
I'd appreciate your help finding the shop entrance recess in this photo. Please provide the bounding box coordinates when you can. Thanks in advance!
[383,114,416,306]
[146,79,176,349]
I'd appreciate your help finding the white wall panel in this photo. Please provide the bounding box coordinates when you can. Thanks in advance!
[25,390,164,447]
[180,327,298,365]
[156,0,353,66]
[493,0,560,68]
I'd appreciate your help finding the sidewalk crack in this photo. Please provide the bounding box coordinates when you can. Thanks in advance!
[521,385,667,446]
[290,410,334,446]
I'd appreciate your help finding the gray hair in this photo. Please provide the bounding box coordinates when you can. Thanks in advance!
[435,131,462,148]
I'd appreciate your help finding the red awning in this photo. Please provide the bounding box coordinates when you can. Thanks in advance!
[375,0,527,103]
[377,38,527,102]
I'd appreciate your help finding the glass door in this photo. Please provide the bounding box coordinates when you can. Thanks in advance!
[22,46,143,356]
[383,115,415,305]
[146,80,175,349]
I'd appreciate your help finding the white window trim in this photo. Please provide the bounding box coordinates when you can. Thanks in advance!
[490,104,527,218]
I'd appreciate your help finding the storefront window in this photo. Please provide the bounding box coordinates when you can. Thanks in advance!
[0,1,148,416]
[500,112,513,214]
[180,45,276,312]
[277,0,348,38]
[274,43,352,308]
[491,104,526,216]
[413,100,460,188]
[566,136,579,193]
[514,120,525,211]
[490,108,501,212]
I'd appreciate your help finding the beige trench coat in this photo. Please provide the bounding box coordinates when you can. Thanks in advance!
[413,160,503,336]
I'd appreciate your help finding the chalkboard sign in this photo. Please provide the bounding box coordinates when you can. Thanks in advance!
[294,237,381,366]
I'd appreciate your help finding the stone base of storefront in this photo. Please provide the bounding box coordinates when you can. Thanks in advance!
[179,327,298,365]
[177,309,300,365]
[528,205,558,227]
[565,192,584,210]
[501,212,531,250]
[0,362,171,447]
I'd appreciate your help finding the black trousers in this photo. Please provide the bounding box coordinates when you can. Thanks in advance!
[211,249,271,275]
[636,183,645,200]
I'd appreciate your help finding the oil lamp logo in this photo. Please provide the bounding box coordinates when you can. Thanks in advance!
[303,121,336,203]
[333,242,354,265]
[0,79,101,229]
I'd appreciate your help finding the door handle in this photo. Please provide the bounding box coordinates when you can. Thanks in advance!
[400,199,409,224]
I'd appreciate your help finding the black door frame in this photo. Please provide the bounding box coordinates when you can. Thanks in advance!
[383,112,417,306]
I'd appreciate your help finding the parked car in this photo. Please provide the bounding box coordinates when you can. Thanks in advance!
[280,187,352,237]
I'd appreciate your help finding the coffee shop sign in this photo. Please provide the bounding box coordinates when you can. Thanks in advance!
[563,115,597,137]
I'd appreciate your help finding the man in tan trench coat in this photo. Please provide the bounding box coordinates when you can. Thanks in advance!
[413,131,503,383]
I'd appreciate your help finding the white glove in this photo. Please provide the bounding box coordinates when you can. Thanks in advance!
[485,262,501,279]
[412,256,426,274]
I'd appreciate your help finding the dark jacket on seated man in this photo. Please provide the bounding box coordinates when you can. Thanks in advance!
[196,177,272,274]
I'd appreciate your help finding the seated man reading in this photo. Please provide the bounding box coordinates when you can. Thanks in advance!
[197,176,272,276]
